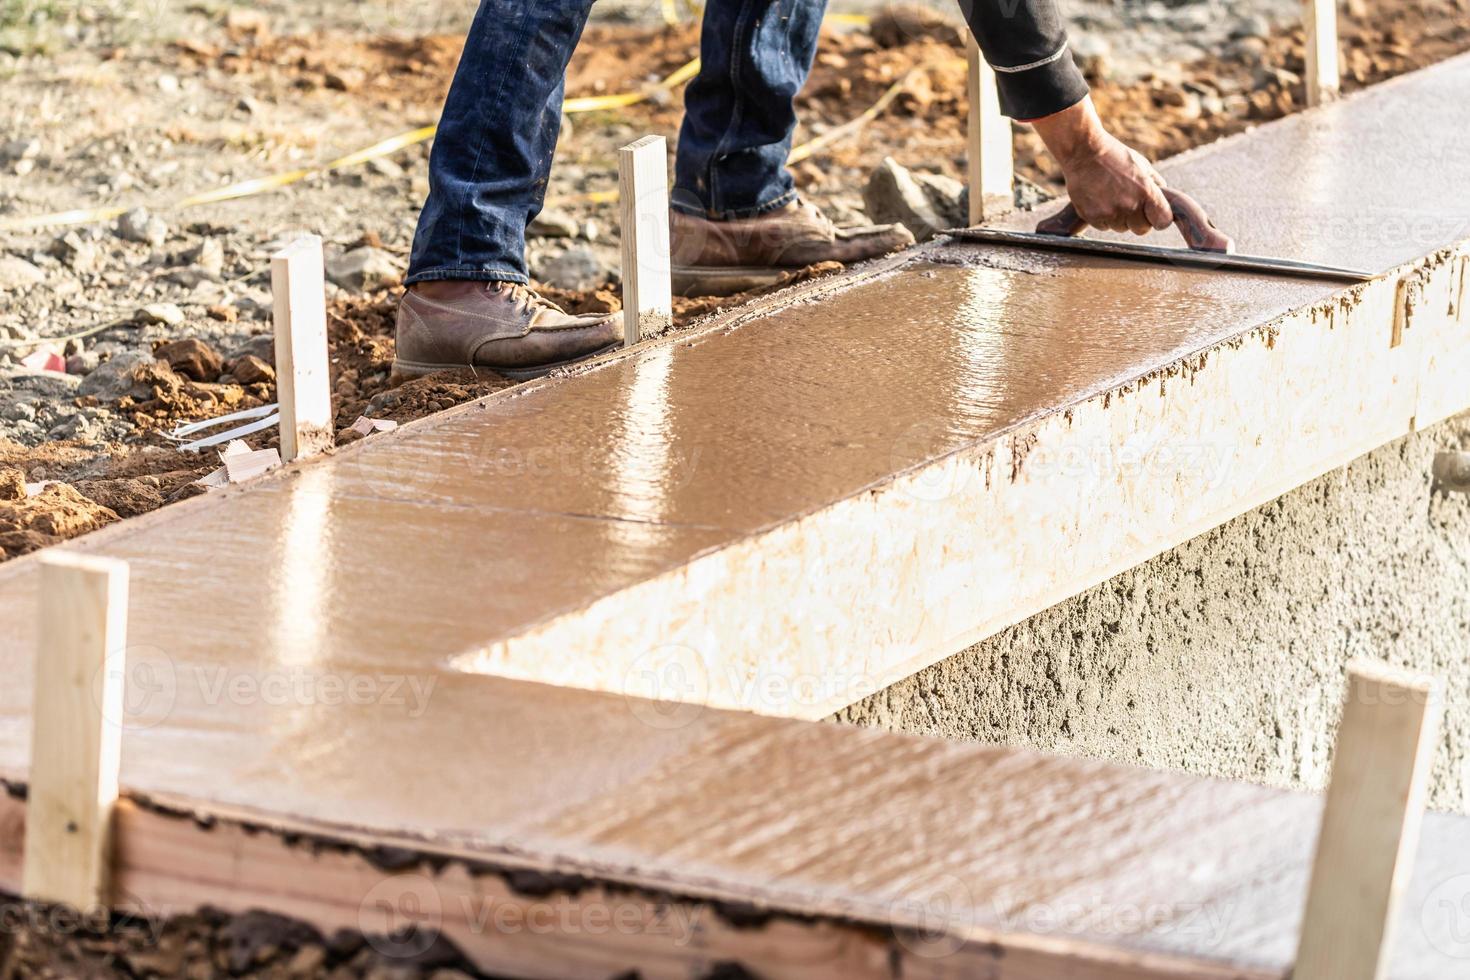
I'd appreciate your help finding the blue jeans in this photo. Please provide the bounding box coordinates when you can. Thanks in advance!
[406,0,827,286]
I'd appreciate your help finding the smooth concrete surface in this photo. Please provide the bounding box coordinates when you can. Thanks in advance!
[841,412,1470,811]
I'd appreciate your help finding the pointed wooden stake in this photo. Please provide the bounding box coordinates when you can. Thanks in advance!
[23,553,130,911]
[1304,0,1341,107]
[618,135,673,346]
[1294,661,1443,980]
[272,235,333,462]
[966,36,1013,226]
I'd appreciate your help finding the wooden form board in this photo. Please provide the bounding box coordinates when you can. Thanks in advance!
[22,554,128,911]
[271,235,333,462]
[1295,663,1444,980]
[965,36,1013,224]
[618,135,673,345]
[1304,0,1341,106]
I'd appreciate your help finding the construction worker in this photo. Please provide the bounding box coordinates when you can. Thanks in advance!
[393,0,1174,379]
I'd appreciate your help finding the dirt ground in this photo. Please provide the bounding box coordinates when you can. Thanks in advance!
[1,0,1467,560]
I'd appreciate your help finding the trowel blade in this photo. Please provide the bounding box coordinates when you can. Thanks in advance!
[948,227,1374,284]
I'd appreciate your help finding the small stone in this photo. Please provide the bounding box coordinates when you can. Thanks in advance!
[231,354,275,386]
[76,350,171,402]
[862,157,951,242]
[325,68,366,92]
[116,207,170,248]
[184,237,225,278]
[0,138,39,163]
[285,945,327,976]
[0,256,45,290]
[157,74,180,94]
[66,351,101,376]
[534,245,609,291]
[528,209,580,239]
[367,156,404,179]
[155,337,223,381]
[0,469,26,501]
[136,302,186,326]
[226,334,274,364]
[224,7,272,39]
[53,232,101,274]
[326,246,404,292]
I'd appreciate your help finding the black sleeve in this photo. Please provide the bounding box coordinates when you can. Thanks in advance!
[955,0,1090,121]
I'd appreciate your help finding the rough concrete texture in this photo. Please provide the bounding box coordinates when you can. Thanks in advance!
[837,413,1470,814]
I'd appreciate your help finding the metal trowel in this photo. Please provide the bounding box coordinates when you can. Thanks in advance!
[950,188,1373,284]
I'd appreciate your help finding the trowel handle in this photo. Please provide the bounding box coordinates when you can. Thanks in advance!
[1163,189,1234,253]
[1035,189,1236,254]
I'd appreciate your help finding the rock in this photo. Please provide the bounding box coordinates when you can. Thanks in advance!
[136,302,186,326]
[869,3,965,48]
[528,209,580,238]
[226,334,275,364]
[231,354,275,386]
[326,246,404,292]
[183,237,225,278]
[76,350,172,402]
[47,413,101,442]
[534,245,608,291]
[53,232,101,274]
[116,207,170,248]
[862,157,959,242]
[2,402,36,423]
[0,138,39,163]
[224,7,272,40]
[0,255,44,290]
[155,338,223,381]
[325,68,366,92]
[66,351,101,375]
[0,469,25,501]
[1230,13,1272,40]
[367,156,404,179]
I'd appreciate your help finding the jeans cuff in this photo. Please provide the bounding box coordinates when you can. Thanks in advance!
[404,268,529,286]
[670,187,797,222]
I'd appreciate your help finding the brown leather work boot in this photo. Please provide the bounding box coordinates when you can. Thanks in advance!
[669,198,915,297]
[393,280,623,381]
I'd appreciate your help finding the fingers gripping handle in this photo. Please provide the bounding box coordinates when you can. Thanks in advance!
[1036,189,1236,253]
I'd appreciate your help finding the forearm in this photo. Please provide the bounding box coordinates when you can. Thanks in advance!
[955,0,1089,120]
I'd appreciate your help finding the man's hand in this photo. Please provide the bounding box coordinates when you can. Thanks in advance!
[1030,96,1172,236]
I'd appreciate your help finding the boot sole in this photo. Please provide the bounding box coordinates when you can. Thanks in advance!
[390,342,621,385]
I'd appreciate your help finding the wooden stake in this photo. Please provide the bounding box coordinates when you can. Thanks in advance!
[965,36,1013,226]
[1294,661,1443,980]
[271,235,333,462]
[1304,0,1341,107]
[23,553,130,911]
[618,135,673,346]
